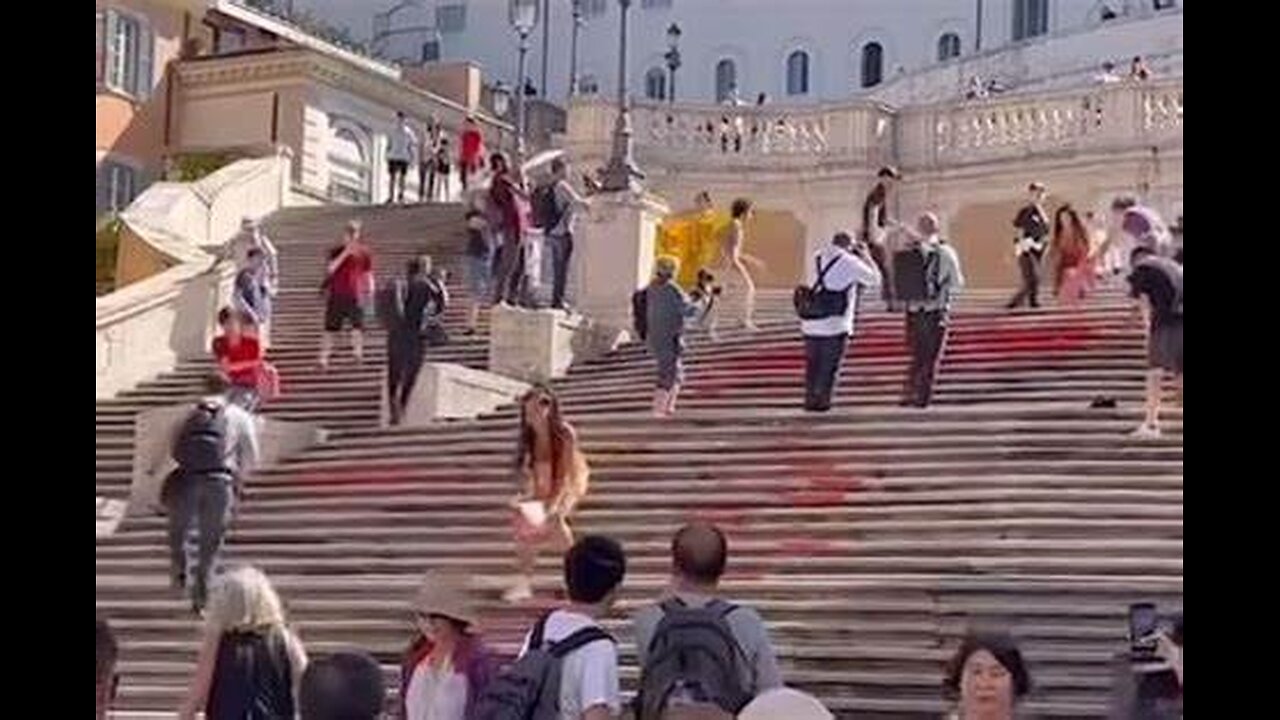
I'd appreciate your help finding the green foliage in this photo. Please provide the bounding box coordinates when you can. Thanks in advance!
[173,153,235,182]
[96,216,123,296]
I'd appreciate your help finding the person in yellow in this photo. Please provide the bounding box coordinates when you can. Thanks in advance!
[655,191,731,291]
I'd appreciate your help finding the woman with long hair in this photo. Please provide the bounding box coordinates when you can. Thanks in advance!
[399,571,495,720]
[719,198,763,332]
[179,566,308,720]
[1050,204,1094,306]
[503,385,590,602]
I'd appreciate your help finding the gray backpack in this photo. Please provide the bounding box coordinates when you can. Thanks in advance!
[473,612,614,720]
[635,598,753,720]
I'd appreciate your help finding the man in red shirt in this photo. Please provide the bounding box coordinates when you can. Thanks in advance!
[320,219,374,369]
[458,116,485,191]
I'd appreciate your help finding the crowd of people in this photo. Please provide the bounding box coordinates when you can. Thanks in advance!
[384,113,489,205]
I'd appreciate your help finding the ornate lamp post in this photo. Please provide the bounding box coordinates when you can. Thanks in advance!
[664,22,682,105]
[598,0,644,193]
[509,0,539,163]
[569,0,585,97]
[491,81,513,153]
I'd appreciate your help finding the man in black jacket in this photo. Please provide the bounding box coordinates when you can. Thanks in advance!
[1006,182,1051,309]
[384,256,448,425]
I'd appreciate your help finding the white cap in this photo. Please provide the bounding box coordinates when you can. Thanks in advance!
[737,688,833,720]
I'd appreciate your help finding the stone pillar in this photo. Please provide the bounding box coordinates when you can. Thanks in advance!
[386,362,531,426]
[573,191,670,329]
[489,305,586,383]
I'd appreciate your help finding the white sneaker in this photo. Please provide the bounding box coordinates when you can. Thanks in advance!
[502,580,533,604]
[1129,423,1161,439]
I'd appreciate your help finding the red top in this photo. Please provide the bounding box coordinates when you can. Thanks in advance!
[327,243,373,299]
[489,173,527,239]
[460,127,485,167]
[212,334,262,386]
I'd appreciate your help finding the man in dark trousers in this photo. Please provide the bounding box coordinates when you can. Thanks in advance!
[1006,182,1051,309]
[860,166,901,309]
[382,256,448,426]
[896,213,965,408]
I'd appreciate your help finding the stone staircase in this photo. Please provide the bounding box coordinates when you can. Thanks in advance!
[96,204,1182,718]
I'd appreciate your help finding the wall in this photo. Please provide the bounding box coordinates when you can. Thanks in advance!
[403,61,483,111]
[96,152,293,399]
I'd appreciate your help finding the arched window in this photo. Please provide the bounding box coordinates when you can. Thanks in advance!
[860,42,883,88]
[786,50,810,96]
[328,123,371,204]
[644,67,667,100]
[937,33,961,62]
[1013,0,1049,41]
[715,59,737,102]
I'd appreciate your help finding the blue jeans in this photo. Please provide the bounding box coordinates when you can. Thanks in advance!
[166,473,235,609]
[547,232,574,308]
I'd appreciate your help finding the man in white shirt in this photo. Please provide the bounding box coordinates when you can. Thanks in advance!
[518,535,627,720]
[800,232,882,412]
[387,111,418,204]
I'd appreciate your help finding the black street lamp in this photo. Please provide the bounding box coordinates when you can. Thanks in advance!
[509,0,539,162]
[569,0,585,97]
[664,22,682,104]
[598,0,644,193]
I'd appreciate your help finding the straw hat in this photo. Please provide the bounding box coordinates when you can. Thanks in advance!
[411,571,480,629]
[737,688,833,720]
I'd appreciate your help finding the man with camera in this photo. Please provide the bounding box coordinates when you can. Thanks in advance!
[798,232,881,412]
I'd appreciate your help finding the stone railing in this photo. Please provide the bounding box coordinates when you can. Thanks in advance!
[897,77,1182,169]
[95,150,293,400]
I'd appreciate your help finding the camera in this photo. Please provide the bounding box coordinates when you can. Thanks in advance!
[691,268,723,302]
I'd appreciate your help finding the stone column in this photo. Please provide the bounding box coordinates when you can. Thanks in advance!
[573,191,670,330]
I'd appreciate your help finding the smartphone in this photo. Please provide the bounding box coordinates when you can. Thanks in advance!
[1128,602,1159,657]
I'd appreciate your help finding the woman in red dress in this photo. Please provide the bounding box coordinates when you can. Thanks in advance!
[1050,205,1093,306]
[212,307,265,411]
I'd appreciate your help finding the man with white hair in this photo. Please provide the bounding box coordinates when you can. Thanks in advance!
[894,212,965,408]
[219,217,279,296]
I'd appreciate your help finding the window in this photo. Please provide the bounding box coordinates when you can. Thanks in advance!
[97,9,155,99]
[328,125,371,204]
[1012,0,1049,41]
[96,161,139,215]
[937,32,961,61]
[786,50,810,96]
[421,39,441,62]
[714,59,737,102]
[436,4,466,33]
[860,42,883,88]
[579,74,600,94]
[644,67,667,100]
[583,0,607,19]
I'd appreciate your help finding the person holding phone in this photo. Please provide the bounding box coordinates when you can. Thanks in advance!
[504,385,590,603]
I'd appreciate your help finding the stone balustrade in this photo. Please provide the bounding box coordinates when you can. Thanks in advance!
[96,151,293,399]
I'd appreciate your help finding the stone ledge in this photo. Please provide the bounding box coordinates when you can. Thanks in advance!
[389,362,531,426]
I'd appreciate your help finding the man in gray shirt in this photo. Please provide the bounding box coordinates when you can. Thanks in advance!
[645,257,704,417]
[632,523,783,704]
[547,157,590,310]
[165,373,260,611]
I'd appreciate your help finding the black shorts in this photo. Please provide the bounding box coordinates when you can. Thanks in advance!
[325,294,365,332]
[1148,319,1183,373]
[387,159,409,175]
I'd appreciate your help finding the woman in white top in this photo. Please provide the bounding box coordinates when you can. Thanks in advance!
[398,571,495,720]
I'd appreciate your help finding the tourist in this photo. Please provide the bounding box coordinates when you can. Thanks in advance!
[97,618,118,720]
[1105,196,1173,267]
[463,191,492,335]
[632,523,782,719]
[300,651,386,720]
[1050,204,1093,306]
[232,248,273,346]
[943,631,1031,720]
[1005,182,1050,310]
[1095,61,1122,84]
[419,116,442,203]
[319,220,374,369]
[719,198,761,331]
[219,217,279,295]
[381,256,448,426]
[1129,55,1152,82]
[895,213,965,408]
[515,535,627,719]
[433,136,453,202]
[212,307,264,412]
[644,256,704,418]
[547,157,591,310]
[1170,215,1183,265]
[399,571,496,720]
[965,75,988,99]
[695,190,714,213]
[458,116,485,191]
[1110,614,1182,719]
[166,373,260,611]
[1126,246,1182,439]
[800,232,881,412]
[504,385,591,603]
[488,152,530,306]
[387,111,418,204]
[178,566,308,720]
[860,166,902,309]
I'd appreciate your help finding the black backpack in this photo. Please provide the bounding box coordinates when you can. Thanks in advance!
[893,244,943,303]
[632,287,649,341]
[635,598,753,720]
[473,612,615,720]
[531,183,564,231]
[173,400,230,474]
[793,255,851,320]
